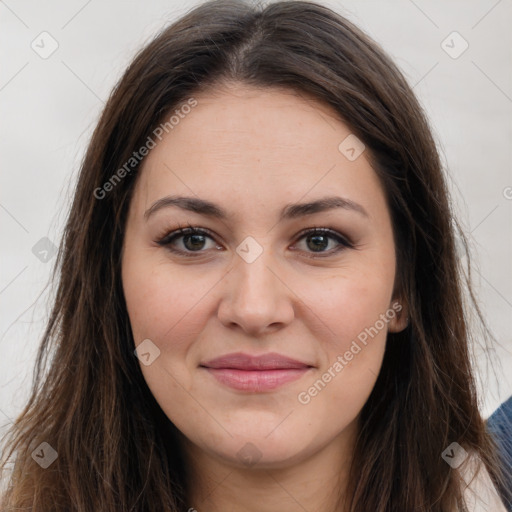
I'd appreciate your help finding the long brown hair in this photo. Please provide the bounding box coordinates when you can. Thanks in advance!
[0,0,505,510]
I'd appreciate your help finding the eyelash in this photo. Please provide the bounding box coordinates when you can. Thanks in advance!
[156,222,354,259]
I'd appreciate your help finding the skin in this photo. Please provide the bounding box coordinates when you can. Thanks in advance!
[121,82,409,512]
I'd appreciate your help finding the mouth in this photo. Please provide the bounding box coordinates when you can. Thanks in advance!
[200,352,314,392]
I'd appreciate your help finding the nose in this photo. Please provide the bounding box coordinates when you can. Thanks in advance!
[217,247,296,336]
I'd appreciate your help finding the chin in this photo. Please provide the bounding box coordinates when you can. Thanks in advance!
[198,429,313,470]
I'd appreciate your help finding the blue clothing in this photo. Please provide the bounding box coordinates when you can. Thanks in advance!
[487,396,512,511]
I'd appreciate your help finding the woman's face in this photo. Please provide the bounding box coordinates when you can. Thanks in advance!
[122,83,407,469]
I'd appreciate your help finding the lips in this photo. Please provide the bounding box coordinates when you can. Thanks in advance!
[200,352,313,392]
[201,352,311,370]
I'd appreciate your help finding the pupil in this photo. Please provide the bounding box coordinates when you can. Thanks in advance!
[309,234,327,252]
[185,234,205,250]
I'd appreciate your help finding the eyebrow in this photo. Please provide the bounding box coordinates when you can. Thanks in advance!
[144,194,369,221]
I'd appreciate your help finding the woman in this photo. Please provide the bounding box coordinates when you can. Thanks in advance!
[0,0,508,510]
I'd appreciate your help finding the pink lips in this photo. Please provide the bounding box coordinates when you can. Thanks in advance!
[200,352,313,392]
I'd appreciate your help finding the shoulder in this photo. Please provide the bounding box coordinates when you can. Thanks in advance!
[487,396,512,468]
[459,452,507,512]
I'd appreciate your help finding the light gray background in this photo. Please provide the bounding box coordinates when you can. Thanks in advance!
[1,0,511,435]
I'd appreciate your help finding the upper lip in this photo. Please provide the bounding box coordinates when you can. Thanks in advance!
[200,352,313,370]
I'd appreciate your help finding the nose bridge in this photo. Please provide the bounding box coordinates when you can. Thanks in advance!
[233,242,280,307]
[218,239,294,334]
[236,244,276,294]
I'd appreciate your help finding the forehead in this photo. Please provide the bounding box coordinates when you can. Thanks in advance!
[131,83,387,223]
[169,83,347,152]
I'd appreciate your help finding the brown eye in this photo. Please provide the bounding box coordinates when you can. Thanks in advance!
[157,227,220,256]
[306,233,330,252]
[181,232,208,251]
[293,228,353,257]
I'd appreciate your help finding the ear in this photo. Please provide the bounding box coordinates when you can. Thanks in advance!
[387,298,409,333]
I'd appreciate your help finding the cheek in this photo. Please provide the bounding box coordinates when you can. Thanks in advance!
[300,267,395,350]
[122,254,216,347]
[297,268,393,409]
[122,253,216,429]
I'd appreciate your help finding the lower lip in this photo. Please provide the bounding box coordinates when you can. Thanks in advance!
[203,367,310,392]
